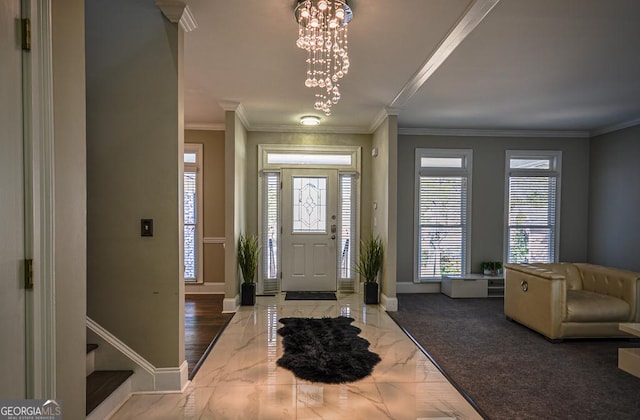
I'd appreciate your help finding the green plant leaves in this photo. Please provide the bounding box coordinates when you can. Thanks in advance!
[237,233,260,284]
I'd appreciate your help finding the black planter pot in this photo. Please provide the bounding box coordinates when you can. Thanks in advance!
[241,283,256,306]
[364,282,379,304]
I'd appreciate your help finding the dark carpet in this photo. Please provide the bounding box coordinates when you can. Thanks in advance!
[388,294,640,420]
[276,316,380,383]
[285,291,337,301]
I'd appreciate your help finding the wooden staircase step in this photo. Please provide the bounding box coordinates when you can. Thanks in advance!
[86,370,133,415]
[86,343,98,354]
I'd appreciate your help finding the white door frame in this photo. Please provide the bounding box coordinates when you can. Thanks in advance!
[22,0,56,398]
[257,144,362,293]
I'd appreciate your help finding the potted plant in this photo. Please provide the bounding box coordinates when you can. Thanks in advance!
[237,233,260,306]
[481,261,503,277]
[354,234,384,304]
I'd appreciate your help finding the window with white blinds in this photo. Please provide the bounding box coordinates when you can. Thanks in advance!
[184,144,203,283]
[338,174,355,282]
[505,151,561,264]
[262,172,280,293]
[415,149,472,281]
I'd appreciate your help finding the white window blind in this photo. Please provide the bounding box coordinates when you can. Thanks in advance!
[505,151,561,264]
[183,144,203,283]
[184,171,197,280]
[415,149,472,281]
[338,174,355,281]
[263,172,280,293]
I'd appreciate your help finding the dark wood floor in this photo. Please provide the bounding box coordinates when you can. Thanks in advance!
[185,294,234,379]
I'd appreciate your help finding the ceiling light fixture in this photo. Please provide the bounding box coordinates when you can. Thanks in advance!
[300,115,321,126]
[295,0,353,116]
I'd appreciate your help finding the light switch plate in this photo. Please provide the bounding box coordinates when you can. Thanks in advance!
[141,219,153,237]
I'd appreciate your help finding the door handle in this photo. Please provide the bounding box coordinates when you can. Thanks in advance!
[331,224,337,233]
[331,234,336,240]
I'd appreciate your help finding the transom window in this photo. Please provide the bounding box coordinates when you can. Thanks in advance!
[505,150,561,264]
[267,153,352,166]
[415,149,472,281]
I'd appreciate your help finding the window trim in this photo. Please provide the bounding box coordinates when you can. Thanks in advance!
[414,148,473,282]
[257,144,361,293]
[184,143,204,284]
[503,150,562,264]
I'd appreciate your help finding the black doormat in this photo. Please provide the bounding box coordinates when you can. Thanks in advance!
[276,316,380,383]
[285,291,337,301]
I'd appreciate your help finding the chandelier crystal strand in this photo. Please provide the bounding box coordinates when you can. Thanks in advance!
[295,0,352,116]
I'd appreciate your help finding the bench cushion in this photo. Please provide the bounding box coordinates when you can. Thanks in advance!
[566,290,630,322]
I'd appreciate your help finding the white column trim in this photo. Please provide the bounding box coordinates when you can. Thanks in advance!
[24,0,56,399]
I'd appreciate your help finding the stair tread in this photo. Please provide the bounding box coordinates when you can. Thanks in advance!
[86,343,99,354]
[86,370,133,415]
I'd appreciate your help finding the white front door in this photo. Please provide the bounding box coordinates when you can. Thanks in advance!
[0,0,27,398]
[281,169,338,291]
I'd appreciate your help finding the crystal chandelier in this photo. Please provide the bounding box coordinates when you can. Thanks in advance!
[294,0,353,116]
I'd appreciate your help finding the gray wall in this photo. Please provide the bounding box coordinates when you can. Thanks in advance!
[397,135,591,284]
[52,0,87,416]
[588,125,640,271]
[86,0,184,368]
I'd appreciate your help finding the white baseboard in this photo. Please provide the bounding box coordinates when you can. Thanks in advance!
[381,293,398,312]
[185,282,225,294]
[396,282,441,294]
[154,360,189,391]
[87,316,187,392]
[223,295,239,313]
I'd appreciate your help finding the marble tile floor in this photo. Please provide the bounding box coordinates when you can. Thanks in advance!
[111,293,482,419]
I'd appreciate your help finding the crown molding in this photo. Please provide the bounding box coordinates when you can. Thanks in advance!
[391,0,501,108]
[235,104,251,130]
[218,100,240,112]
[590,117,640,137]
[219,101,252,130]
[369,107,400,133]
[179,6,198,32]
[185,123,225,131]
[249,123,370,135]
[398,127,590,138]
[156,1,198,32]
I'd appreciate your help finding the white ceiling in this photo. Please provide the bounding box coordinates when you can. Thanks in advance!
[183,0,640,135]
